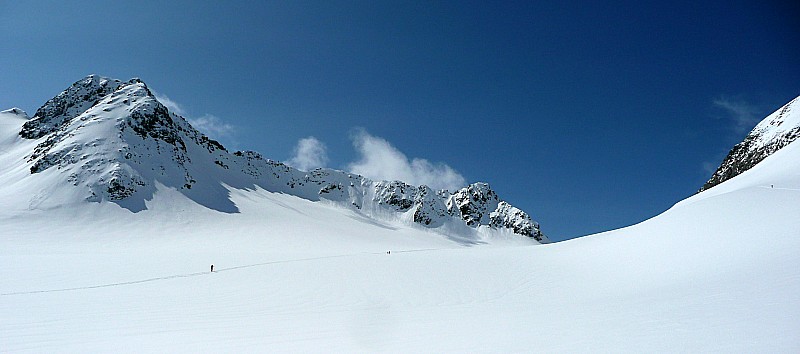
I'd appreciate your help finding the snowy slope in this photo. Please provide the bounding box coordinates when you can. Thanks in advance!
[3,75,546,242]
[701,95,800,191]
[1,97,799,351]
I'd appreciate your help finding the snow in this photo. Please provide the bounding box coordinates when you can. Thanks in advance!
[1,106,799,352]
[700,95,800,192]
[8,75,546,240]
[0,107,28,117]
[750,95,800,147]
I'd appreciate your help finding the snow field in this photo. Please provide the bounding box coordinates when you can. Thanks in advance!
[2,167,799,352]
[2,106,800,352]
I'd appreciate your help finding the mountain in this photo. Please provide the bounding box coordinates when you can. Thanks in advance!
[1,85,798,351]
[700,95,800,191]
[5,75,547,242]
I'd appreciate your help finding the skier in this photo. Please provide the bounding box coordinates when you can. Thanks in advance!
[211,264,214,272]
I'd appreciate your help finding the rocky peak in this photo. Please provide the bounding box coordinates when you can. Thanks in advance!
[373,181,417,211]
[700,95,800,192]
[490,201,545,242]
[12,74,548,243]
[448,182,500,226]
[20,75,124,139]
[412,185,450,226]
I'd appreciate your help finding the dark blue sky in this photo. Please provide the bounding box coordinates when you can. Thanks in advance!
[1,1,798,241]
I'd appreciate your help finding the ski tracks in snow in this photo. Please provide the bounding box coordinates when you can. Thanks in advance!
[0,248,450,296]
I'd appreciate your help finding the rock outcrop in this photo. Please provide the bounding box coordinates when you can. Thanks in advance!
[17,75,548,242]
[701,96,800,192]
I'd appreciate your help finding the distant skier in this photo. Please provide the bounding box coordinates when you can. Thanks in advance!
[387,250,391,255]
[210,264,214,272]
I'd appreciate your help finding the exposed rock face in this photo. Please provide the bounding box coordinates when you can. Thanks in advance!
[374,181,416,211]
[448,183,499,226]
[16,75,548,242]
[491,201,545,242]
[412,186,449,227]
[701,96,800,192]
[21,76,124,139]
[21,76,226,202]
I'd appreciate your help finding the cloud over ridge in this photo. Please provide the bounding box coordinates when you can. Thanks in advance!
[154,91,235,144]
[346,129,465,191]
[713,96,761,134]
[286,137,329,171]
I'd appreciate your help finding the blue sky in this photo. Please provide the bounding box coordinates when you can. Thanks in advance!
[1,1,798,241]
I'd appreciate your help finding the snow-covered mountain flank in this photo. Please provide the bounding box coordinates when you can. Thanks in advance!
[1,78,799,352]
[3,75,546,242]
[700,95,800,192]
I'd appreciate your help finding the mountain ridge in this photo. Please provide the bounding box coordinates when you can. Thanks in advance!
[6,75,547,242]
[700,95,800,192]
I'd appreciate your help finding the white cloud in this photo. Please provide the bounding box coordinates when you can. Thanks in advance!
[286,137,329,171]
[346,129,465,191]
[153,92,186,116]
[713,97,761,134]
[153,91,235,143]
[703,96,765,178]
[188,114,235,140]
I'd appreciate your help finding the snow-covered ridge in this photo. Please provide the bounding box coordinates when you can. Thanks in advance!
[11,75,547,242]
[701,95,800,192]
[1,107,28,117]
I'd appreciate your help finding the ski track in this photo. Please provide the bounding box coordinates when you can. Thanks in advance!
[0,247,453,296]
[3,103,800,351]
[757,185,800,191]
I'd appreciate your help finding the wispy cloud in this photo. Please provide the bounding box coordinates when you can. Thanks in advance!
[713,96,761,134]
[702,160,719,176]
[701,96,765,178]
[188,114,235,140]
[153,91,236,144]
[286,136,329,171]
[346,129,465,191]
[153,91,187,116]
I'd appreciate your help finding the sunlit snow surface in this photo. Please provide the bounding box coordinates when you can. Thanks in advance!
[1,110,799,352]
